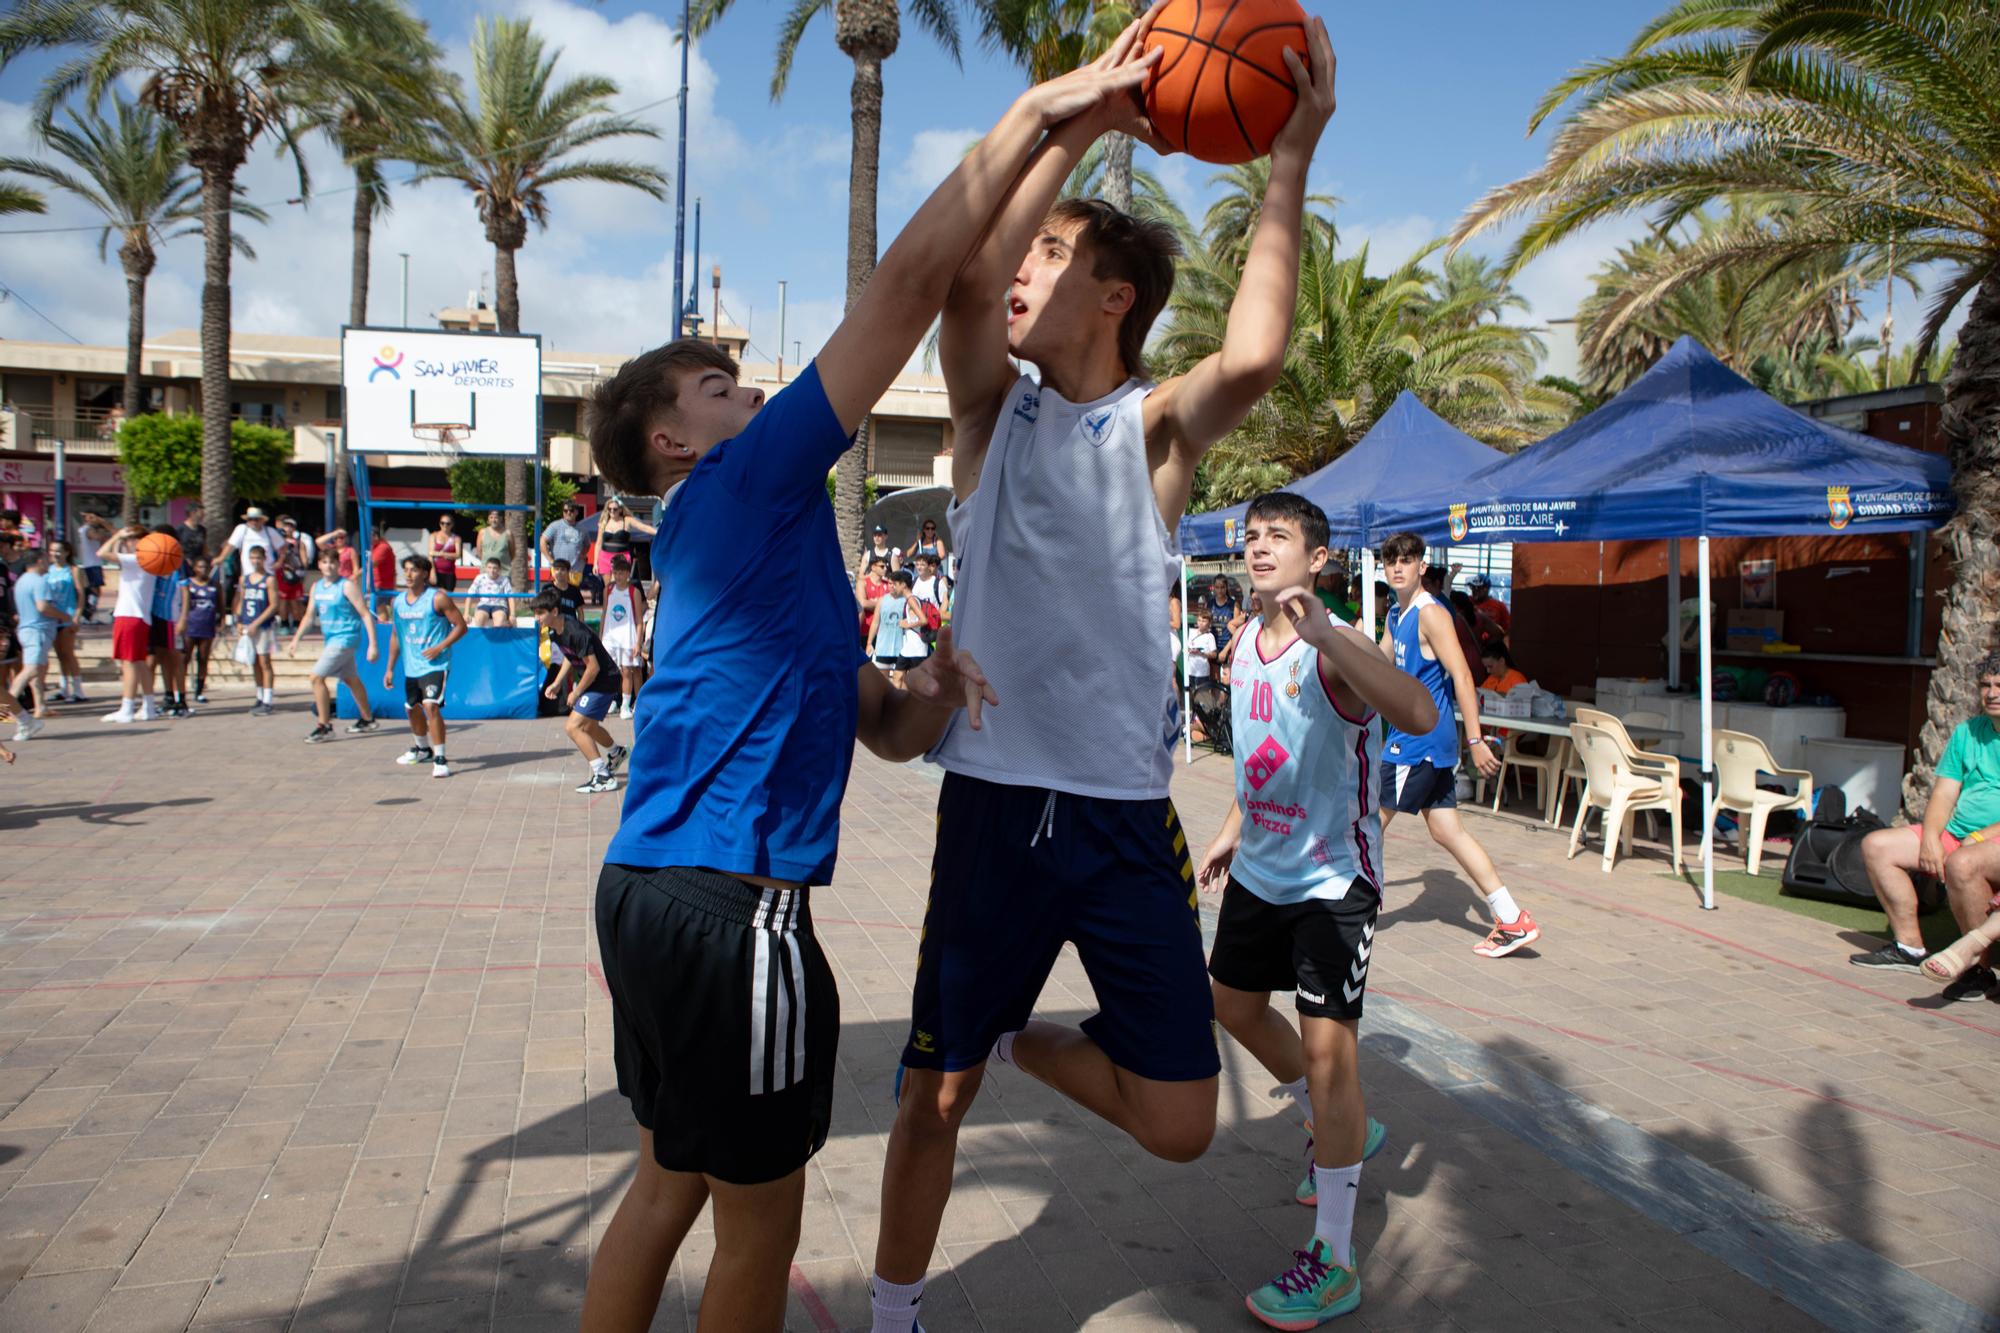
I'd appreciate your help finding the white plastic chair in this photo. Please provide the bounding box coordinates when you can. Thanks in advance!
[1712,729,1814,877]
[1567,723,1684,873]
[1488,730,1560,817]
[1553,707,1681,827]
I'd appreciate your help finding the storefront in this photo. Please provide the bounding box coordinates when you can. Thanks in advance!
[0,456,126,544]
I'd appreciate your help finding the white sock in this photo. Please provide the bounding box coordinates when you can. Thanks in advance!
[1486,887,1521,924]
[993,1029,1020,1066]
[1312,1162,1362,1262]
[591,757,609,776]
[1280,1074,1313,1123]
[869,1275,924,1333]
[1896,941,1928,959]
[431,746,445,762]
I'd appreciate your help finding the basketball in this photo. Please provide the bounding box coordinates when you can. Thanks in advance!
[1141,0,1310,163]
[136,531,183,578]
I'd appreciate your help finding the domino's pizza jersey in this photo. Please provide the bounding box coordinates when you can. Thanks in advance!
[1227,616,1382,905]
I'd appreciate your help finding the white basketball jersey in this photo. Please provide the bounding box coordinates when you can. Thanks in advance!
[930,375,1181,798]
[1228,618,1383,904]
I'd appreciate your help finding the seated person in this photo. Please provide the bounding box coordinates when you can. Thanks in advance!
[1851,651,2000,1002]
[467,558,515,628]
[1480,643,1527,695]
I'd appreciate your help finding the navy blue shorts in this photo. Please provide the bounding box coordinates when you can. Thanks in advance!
[572,689,614,721]
[902,772,1219,1082]
[1380,758,1458,813]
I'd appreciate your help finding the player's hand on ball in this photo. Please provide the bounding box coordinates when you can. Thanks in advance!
[1269,16,1335,162]
[1197,831,1238,894]
[906,627,999,730]
[1026,7,1164,130]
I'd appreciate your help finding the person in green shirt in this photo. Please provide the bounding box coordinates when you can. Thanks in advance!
[1851,650,2000,1002]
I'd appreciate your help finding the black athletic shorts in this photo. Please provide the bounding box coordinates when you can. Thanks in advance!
[404,671,447,709]
[595,864,838,1184]
[1207,877,1380,1020]
[1380,758,1458,813]
[903,772,1218,1081]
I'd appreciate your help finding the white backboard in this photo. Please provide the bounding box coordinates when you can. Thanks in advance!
[341,326,542,457]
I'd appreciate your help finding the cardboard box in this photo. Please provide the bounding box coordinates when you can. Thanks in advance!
[1725,609,1784,650]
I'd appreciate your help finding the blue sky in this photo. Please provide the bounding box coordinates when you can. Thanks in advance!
[0,0,1902,379]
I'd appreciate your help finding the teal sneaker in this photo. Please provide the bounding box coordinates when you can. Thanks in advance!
[1245,1238,1359,1329]
[1295,1117,1386,1206]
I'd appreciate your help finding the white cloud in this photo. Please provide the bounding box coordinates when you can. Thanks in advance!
[1337,213,1442,273]
[896,127,981,202]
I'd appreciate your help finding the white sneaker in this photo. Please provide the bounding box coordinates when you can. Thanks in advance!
[431,760,451,779]
[619,702,633,719]
[395,746,433,766]
[136,700,157,721]
[104,705,136,723]
[14,716,45,741]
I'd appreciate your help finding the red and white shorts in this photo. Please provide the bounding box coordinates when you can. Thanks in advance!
[111,615,151,662]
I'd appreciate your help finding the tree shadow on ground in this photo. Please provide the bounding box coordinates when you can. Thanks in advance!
[0,796,211,830]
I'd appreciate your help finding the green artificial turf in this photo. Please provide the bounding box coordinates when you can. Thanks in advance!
[1663,865,1962,953]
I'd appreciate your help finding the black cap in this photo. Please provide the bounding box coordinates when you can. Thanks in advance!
[871,525,887,534]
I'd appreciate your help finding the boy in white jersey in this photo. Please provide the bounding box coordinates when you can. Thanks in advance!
[1197,494,1436,1328]
[1377,531,1541,958]
[872,16,1341,1330]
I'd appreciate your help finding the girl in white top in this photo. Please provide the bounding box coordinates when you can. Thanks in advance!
[600,555,648,717]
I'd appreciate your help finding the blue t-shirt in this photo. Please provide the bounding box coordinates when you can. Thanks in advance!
[13,570,54,630]
[43,567,78,618]
[392,586,453,676]
[149,569,182,624]
[607,363,861,885]
[313,577,364,647]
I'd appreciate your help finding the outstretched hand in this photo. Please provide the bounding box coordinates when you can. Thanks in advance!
[1274,584,1335,649]
[1025,4,1170,149]
[1269,16,1336,164]
[904,626,999,730]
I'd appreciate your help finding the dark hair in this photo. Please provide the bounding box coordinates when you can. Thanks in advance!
[867,555,887,570]
[1977,650,2000,680]
[588,338,742,494]
[151,523,176,536]
[611,554,631,571]
[915,551,937,565]
[402,554,433,577]
[0,508,19,523]
[1245,492,1330,552]
[318,546,341,564]
[1044,199,1180,379]
[552,558,571,572]
[1482,638,1516,668]
[888,569,913,588]
[1379,531,1426,563]
[1449,590,1477,622]
[530,587,565,614]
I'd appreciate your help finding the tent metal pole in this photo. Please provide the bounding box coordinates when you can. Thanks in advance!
[1698,535,1716,910]
[1906,532,1926,659]
[1667,537,1681,690]
[1361,547,1376,639]
[1181,556,1192,765]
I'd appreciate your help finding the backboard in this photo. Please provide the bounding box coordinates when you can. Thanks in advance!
[341,326,541,457]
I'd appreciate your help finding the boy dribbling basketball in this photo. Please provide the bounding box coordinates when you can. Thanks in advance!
[1197,494,1436,1328]
[872,15,1339,1329]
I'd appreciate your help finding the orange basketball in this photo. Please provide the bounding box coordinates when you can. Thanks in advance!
[136,531,183,578]
[1141,0,1309,164]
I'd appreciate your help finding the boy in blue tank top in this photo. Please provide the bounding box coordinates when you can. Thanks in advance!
[288,547,380,743]
[176,556,221,704]
[1378,531,1541,959]
[232,543,279,715]
[1197,494,1437,1327]
[382,554,467,778]
[874,20,1343,1333]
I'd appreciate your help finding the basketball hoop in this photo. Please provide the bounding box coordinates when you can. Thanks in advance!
[413,422,471,459]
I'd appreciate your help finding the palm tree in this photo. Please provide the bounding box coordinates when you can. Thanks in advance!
[0,0,418,553]
[297,13,441,527]
[0,180,44,214]
[981,0,1141,209]
[1448,0,2000,815]
[1156,221,1564,507]
[424,17,667,586]
[1,97,264,520]
[692,0,970,559]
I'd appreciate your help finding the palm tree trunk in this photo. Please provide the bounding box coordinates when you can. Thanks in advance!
[836,47,886,563]
[494,240,529,589]
[1904,266,2000,820]
[1101,131,1134,212]
[119,261,145,526]
[338,175,372,529]
[196,162,236,555]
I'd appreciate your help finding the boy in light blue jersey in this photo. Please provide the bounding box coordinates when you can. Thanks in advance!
[288,546,380,743]
[1198,494,1437,1329]
[1377,531,1542,959]
[381,554,466,778]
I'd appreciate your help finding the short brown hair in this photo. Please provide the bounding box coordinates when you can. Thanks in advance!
[1379,531,1426,563]
[588,339,740,494]
[1044,199,1179,379]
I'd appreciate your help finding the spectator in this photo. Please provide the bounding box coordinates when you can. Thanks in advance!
[74,510,110,622]
[1449,589,1505,656]
[9,544,68,738]
[909,518,949,576]
[1479,642,1527,695]
[1315,563,1357,622]
[273,517,307,632]
[541,501,586,571]
[911,552,949,619]
[858,555,890,647]
[1851,651,2000,1002]
[223,506,286,573]
[467,558,515,628]
[860,524,896,583]
[1468,573,1511,636]
[872,569,911,684]
[1208,574,1246,653]
[146,526,189,715]
[426,514,462,593]
[368,523,397,615]
[548,559,583,618]
[591,497,655,580]
[176,502,208,565]
[318,528,359,580]
[1184,606,1224,746]
[44,540,87,703]
[0,532,18,702]
[475,510,513,571]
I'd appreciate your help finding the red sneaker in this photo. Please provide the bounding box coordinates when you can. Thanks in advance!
[1474,910,1540,958]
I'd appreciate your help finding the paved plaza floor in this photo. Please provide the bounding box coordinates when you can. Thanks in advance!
[1,699,1997,1332]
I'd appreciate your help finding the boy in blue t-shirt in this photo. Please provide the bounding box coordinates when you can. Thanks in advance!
[570,41,1167,1331]
[382,554,467,779]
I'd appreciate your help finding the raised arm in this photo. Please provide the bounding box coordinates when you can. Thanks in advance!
[1145,19,1336,520]
[815,22,1163,438]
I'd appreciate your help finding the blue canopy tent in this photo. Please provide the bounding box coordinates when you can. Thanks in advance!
[1367,337,1954,908]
